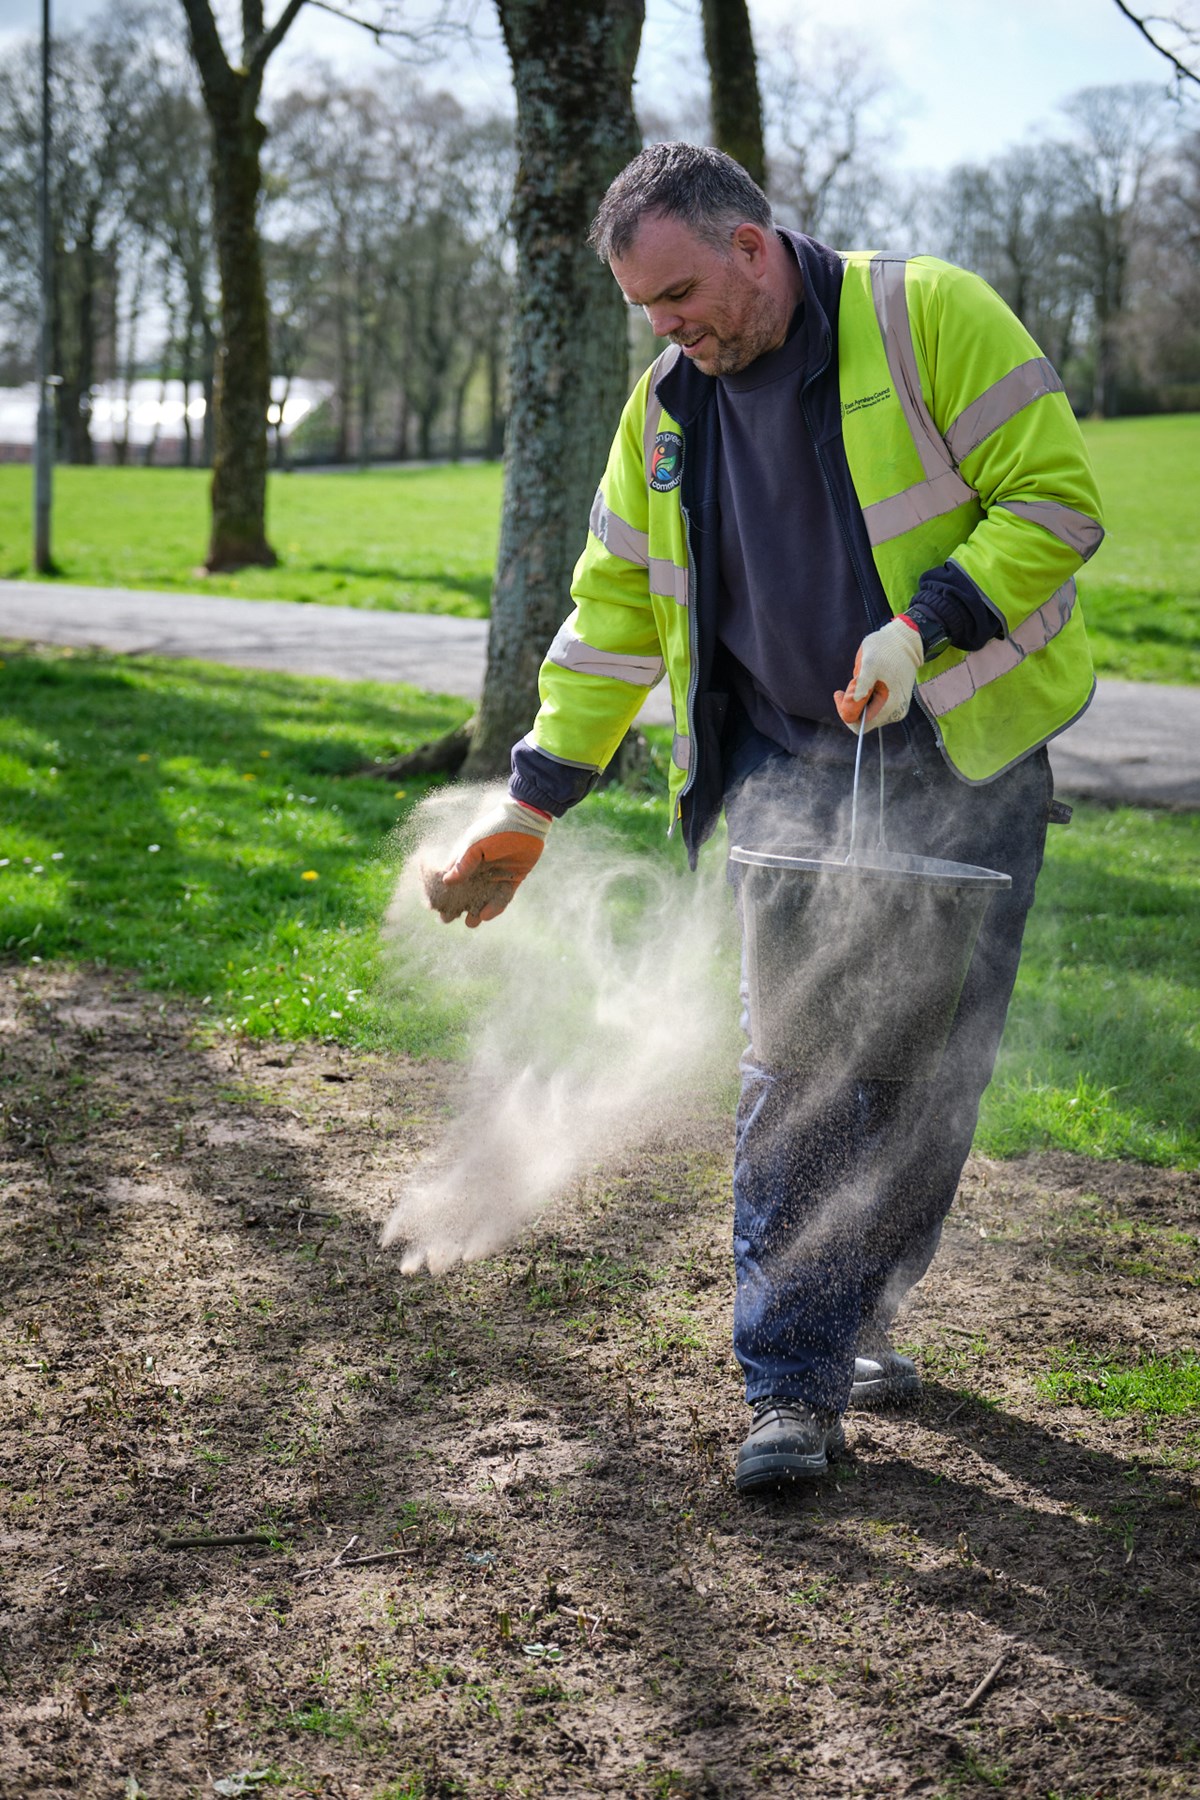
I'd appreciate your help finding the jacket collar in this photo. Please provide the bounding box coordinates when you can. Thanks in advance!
[655,230,841,425]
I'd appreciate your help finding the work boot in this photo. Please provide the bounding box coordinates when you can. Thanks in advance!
[735,1398,845,1493]
[850,1346,922,1408]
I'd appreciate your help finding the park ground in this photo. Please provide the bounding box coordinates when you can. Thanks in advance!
[3,963,1198,1798]
[1,421,1198,1797]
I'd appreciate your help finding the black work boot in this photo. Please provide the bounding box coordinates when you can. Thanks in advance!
[735,1398,845,1493]
[849,1345,922,1408]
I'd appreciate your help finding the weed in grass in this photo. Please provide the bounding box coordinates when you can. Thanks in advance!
[1037,1348,1200,1416]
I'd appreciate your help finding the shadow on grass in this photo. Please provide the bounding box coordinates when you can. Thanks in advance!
[305,561,493,612]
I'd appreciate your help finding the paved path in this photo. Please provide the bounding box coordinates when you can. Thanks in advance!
[1,579,1197,810]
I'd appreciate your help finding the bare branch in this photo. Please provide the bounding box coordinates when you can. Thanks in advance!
[1110,0,1200,89]
[300,0,480,55]
[178,0,235,105]
[246,0,309,84]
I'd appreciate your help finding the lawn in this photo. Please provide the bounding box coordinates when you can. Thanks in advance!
[1,643,1196,1169]
[0,412,1197,680]
[0,463,503,617]
[1076,414,1200,684]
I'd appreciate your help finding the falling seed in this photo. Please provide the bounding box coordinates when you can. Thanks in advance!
[148,845,161,854]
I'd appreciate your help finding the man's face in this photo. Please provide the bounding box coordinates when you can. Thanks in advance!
[610,213,781,377]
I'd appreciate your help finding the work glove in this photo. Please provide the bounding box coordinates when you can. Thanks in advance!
[834,615,924,732]
[425,797,551,928]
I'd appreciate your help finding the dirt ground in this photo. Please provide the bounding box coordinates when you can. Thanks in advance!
[2,965,1198,1800]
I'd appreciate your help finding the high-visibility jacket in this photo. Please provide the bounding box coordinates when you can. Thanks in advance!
[515,240,1104,862]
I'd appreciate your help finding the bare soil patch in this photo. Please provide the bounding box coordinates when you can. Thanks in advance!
[2,965,1198,1799]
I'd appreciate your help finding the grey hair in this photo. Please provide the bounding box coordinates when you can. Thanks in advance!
[588,141,774,262]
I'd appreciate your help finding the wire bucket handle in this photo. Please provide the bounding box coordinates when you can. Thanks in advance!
[845,715,887,862]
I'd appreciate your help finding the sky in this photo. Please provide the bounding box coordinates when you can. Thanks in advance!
[0,0,1186,172]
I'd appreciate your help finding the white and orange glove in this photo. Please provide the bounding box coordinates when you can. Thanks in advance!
[431,798,551,928]
[834,615,924,732]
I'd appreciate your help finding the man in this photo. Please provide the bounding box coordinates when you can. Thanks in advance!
[432,143,1104,1493]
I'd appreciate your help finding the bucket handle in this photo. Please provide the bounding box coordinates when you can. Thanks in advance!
[846,716,887,862]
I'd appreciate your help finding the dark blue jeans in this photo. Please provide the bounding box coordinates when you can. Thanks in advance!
[724,732,1053,1412]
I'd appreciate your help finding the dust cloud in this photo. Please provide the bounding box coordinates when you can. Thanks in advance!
[379,784,740,1275]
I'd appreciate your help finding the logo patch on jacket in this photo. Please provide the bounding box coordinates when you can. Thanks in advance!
[649,431,683,492]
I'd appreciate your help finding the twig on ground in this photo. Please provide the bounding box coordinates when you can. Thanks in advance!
[960,1648,1011,1714]
[161,1532,290,1550]
[292,1541,418,1581]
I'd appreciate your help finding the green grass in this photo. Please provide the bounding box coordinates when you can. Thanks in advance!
[0,643,472,1047]
[976,805,1200,1167]
[0,644,1196,1166]
[1036,1347,1200,1416]
[1,415,1197,680]
[0,463,502,617]
[1076,414,1200,683]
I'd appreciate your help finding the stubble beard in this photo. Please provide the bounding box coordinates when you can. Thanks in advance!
[686,282,791,377]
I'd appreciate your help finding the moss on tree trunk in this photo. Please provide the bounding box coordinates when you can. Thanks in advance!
[205,87,276,569]
[464,0,645,781]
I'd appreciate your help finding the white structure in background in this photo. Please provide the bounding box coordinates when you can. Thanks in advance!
[0,377,331,462]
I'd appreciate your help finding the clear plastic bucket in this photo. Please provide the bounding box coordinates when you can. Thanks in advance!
[728,725,1011,1079]
[729,844,1011,1079]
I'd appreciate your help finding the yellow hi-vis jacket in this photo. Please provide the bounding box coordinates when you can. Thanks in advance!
[522,248,1104,851]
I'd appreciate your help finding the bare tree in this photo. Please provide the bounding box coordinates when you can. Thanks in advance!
[177,0,310,567]
[127,26,218,466]
[1058,82,1175,415]
[760,27,901,244]
[935,149,1081,371]
[1111,0,1200,89]
[0,9,150,462]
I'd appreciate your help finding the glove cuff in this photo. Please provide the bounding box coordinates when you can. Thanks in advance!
[493,798,553,842]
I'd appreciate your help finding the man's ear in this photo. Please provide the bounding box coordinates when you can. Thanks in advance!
[730,221,771,271]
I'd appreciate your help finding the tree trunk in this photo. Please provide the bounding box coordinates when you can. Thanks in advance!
[701,0,767,189]
[205,83,275,566]
[465,0,644,780]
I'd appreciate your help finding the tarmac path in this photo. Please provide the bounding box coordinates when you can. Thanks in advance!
[1,578,1197,811]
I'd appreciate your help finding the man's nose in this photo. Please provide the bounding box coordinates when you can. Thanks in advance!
[645,303,682,338]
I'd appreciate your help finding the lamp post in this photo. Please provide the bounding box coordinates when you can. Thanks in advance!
[33,0,54,574]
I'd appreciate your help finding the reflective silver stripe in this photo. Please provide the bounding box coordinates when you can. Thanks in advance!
[547,622,664,688]
[672,733,691,772]
[945,357,1064,463]
[869,256,975,514]
[589,488,649,565]
[518,733,600,774]
[998,499,1105,562]
[643,343,682,481]
[919,580,1078,719]
[649,556,688,607]
[862,469,976,547]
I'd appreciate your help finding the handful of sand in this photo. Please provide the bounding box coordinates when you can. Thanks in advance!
[421,861,515,924]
